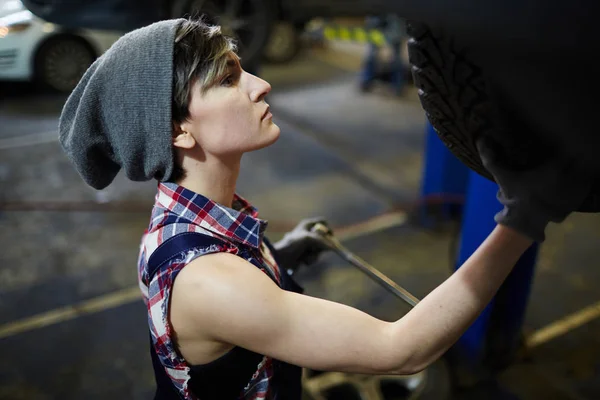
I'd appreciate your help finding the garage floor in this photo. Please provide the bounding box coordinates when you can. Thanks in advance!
[1,42,599,400]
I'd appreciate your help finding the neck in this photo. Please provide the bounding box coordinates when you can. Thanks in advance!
[176,154,241,208]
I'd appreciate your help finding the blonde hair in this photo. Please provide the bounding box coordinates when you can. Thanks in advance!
[169,18,238,182]
[172,18,238,123]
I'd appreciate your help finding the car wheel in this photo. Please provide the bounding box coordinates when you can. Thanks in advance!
[262,21,301,64]
[303,359,451,400]
[171,0,275,70]
[407,21,600,212]
[35,36,95,93]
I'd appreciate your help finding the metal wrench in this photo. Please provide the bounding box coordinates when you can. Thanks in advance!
[311,222,420,308]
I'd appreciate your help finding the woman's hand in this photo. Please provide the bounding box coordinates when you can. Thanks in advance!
[273,217,333,271]
[477,136,593,241]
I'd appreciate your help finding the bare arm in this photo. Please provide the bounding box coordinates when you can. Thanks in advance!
[386,224,531,372]
[170,224,531,375]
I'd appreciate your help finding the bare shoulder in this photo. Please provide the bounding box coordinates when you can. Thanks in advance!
[169,252,283,364]
[170,251,283,337]
[174,251,278,293]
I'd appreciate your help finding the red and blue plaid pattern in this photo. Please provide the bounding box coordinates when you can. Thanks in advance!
[138,182,281,399]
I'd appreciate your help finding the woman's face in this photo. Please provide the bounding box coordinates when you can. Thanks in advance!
[177,55,280,158]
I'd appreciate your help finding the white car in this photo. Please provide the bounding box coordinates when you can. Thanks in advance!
[0,0,122,92]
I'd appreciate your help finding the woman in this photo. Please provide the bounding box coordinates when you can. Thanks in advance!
[58,17,591,400]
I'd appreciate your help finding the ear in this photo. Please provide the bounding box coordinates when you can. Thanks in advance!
[172,122,197,150]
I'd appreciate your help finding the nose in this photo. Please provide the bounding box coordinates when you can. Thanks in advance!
[245,71,272,102]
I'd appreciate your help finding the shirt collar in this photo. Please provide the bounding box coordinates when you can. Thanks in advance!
[155,182,268,249]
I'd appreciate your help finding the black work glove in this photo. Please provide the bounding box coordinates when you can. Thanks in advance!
[476,136,592,242]
[273,217,333,272]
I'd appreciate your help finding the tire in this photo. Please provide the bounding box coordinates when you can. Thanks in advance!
[406,21,600,212]
[302,359,451,400]
[171,0,275,70]
[262,21,301,64]
[34,36,95,93]
[378,359,452,400]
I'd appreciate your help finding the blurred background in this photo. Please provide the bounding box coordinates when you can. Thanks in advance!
[1,1,600,399]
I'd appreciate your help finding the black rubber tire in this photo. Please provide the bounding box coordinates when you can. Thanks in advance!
[171,0,275,70]
[34,36,95,93]
[406,21,600,212]
[262,21,301,64]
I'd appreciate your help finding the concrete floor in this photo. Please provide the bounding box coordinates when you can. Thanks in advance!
[1,42,600,400]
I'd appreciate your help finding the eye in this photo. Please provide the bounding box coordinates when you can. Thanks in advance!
[220,75,235,87]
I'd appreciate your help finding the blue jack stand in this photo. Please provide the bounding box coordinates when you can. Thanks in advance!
[450,171,539,385]
[419,123,469,226]
[420,121,539,388]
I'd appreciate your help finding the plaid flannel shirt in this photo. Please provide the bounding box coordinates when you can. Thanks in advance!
[137,182,282,399]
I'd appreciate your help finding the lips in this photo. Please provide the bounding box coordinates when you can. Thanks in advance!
[261,105,271,120]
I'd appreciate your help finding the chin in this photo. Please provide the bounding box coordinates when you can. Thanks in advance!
[268,123,281,141]
[244,123,281,153]
[260,123,281,148]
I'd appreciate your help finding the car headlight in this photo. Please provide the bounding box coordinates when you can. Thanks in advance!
[0,10,33,38]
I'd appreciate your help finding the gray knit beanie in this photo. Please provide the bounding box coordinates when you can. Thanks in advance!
[59,18,186,190]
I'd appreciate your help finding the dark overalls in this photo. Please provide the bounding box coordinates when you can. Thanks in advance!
[146,232,304,400]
